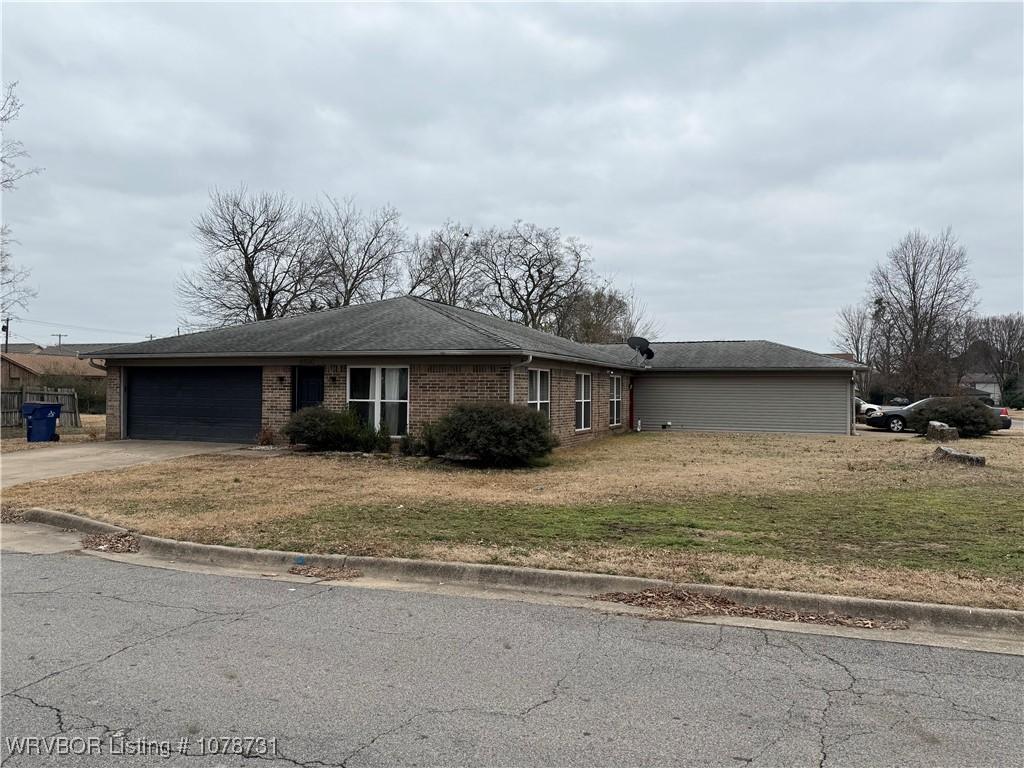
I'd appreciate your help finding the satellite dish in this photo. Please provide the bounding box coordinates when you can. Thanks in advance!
[627,336,650,354]
[627,336,655,363]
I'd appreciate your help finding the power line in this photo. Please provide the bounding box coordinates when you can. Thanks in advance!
[12,316,152,338]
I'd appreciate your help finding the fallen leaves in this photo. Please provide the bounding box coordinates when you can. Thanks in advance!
[595,589,908,630]
[81,532,140,553]
[287,564,362,581]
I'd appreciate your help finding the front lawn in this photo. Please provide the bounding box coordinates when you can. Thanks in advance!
[4,431,1022,608]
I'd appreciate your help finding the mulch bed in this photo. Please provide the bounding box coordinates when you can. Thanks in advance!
[81,532,140,553]
[595,589,908,630]
[287,564,363,581]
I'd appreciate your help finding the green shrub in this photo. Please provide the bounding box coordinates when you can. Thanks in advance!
[281,407,365,451]
[1002,389,1024,409]
[360,424,393,453]
[429,402,557,467]
[907,397,1001,438]
[420,421,443,457]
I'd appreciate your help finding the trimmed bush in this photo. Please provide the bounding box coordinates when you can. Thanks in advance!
[429,402,557,467]
[282,407,391,452]
[907,397,1001,438]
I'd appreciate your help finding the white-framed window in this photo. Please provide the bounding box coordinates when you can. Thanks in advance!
[527,369,551,418]
[347,366,409,437]
[574,372,591,431]
[609,375,622,427]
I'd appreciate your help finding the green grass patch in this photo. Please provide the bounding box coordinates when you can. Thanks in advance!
[233,483,1023,578]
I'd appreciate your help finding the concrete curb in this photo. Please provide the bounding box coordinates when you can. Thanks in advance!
[19,507,1024,638]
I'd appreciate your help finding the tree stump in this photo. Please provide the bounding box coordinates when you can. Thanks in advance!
[926,421,959,442]
[932,446,985,466]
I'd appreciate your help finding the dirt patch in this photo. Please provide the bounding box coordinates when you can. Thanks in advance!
[597,589,909,630]
[81,532,139,553]
[287,564,362,580]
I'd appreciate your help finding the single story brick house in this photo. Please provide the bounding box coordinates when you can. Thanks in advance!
[83,296,862,444]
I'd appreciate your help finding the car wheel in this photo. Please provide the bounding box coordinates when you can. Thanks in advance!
[887,417,906,433]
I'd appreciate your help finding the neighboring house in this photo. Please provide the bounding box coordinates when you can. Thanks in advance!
[1,343,44,354]
[41,343,124,358]
[1,352,106,389]
[960,372,1001,405]
[84,296,863,444]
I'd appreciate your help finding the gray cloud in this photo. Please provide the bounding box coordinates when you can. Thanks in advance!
[3,2,1021,348]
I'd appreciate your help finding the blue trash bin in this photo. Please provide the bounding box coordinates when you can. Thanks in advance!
[21,402,63,442]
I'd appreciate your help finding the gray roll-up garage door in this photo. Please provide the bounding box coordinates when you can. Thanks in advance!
[126,366,262,442]
[633,372,851,435]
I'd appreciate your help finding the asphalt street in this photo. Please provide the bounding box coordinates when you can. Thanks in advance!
[2,550,1022,767]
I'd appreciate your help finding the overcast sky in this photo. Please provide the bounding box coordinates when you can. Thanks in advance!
[3,2,1022,350]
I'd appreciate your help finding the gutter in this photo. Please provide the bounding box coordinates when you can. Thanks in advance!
[509,354,533,403]
[86,358,106,373]
[86,348,643,371]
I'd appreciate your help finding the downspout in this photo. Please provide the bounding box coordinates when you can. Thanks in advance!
[87,358,106,373]
[509,355,533,403]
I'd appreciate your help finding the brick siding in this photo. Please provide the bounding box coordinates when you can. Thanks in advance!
[261,366,292,438]
[106,359,631,448]
[105,365,122,439]
[408,363,510,434]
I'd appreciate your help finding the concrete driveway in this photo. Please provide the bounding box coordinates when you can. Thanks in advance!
[0,440,245,488]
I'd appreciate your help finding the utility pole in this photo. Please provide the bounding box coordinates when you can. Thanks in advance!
[1,317,9,353]
[147,334,155,341]
[51,333,66,349]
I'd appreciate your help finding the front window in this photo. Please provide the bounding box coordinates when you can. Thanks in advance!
[348,366,409,437]
[609,375,622,426]
[575,373,591,431]
[528,369,551,418]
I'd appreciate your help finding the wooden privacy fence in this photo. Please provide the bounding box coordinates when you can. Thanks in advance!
[1,387,82,428]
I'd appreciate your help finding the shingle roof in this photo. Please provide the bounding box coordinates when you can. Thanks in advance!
[1,352,106,378]
[588,340,866,371]
[85,297,638,368]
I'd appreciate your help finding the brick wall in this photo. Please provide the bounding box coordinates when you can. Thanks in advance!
[106,359,631,448]
[512,363,631,447]
[408,363,510,434]
[105,365,122,439]
[261,366,292,438]
[324,364,346,410]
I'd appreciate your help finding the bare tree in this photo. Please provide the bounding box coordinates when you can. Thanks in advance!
[831,301,876,394]
[553,283,661,343]
[1,82,42,191]
[831,302,873,363]
[973,313,1024,399]
[178,186,323,326]
[406,221,485,307]
[477,222,589,330]
[1,226,36,314]
[868,228,977,399]
[311,196,408,307]
[621,287,662,341]
[1,82,40,314]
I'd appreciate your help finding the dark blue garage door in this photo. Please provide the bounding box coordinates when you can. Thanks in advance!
[126,367,262,443]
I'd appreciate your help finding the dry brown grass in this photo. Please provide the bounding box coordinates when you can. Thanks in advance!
[5,431,1021,539]
[1,414,106,454]
[4,431,1021,609]
[426,543,1024,611]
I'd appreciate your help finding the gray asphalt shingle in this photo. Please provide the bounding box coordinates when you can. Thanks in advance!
[84,297,636,368]
[588,340,864,371]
